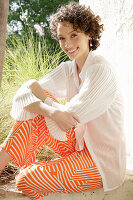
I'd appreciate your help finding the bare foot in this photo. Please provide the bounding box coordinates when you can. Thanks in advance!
[0,147,12,172]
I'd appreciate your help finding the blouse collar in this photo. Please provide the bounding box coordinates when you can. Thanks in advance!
[72,51,94,81]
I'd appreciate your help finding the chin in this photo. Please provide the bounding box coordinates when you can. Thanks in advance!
[68,53,79,60]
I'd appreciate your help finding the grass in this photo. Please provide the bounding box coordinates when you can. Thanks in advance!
[0,33,67,160]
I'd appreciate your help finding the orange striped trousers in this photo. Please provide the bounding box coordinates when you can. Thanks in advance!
[2,91,103,199]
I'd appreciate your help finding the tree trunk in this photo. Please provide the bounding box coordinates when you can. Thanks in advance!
[0,0,9,87]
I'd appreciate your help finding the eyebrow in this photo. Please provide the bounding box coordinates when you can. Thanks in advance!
[57,30,76,37]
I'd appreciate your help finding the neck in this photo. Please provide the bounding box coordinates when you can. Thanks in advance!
[76,51,90,74]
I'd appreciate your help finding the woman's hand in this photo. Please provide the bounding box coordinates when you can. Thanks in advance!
[51,110,80,132]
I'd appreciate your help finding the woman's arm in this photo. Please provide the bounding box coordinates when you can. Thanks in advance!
[26,80,80,132]
[11,62,68,121]
[28,80,47,102]
[25,101,80,132]
[38,61,68,99]
[44,63,117,125]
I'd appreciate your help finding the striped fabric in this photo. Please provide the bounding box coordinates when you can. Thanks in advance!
[2,91,103,199]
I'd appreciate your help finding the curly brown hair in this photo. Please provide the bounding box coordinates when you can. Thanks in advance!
[49,2,104,51]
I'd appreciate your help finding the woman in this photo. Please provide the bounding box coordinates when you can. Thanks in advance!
[0,2,126,199]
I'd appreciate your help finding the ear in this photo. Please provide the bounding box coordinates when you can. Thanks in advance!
[89,32,93,38]
[86,33,92,41]
[87,35,92,42]
[85,34,91,40]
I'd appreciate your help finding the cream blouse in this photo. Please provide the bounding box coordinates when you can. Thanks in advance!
[10,51,126,192]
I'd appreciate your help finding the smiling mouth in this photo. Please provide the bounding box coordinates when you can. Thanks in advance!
[66,47,79,55]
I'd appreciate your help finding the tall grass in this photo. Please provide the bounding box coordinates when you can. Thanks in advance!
[0,33,66,144]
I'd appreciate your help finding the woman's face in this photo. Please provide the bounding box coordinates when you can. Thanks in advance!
[57,22,90,62]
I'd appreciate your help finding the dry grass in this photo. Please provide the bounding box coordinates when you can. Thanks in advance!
[0,35,66,184]
[0,85,15,144]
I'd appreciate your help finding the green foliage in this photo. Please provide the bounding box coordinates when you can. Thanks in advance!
[8,0,79,38]
[3,32,67,87]
[0,32,67,144]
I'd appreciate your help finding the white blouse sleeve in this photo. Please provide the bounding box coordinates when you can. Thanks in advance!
[10,62,68,121]
[47,63,117,124]
[39,61,67,99]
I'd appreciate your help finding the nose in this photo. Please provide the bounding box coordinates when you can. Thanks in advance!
[65,40,71,48]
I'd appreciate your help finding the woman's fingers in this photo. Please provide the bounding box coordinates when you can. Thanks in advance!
[64,112,80,130]
[71,118,78,127]
[72,113,80,123]
[52,110,80,132]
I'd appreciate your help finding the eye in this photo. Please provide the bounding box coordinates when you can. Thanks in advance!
[71,34,77,38]
[58,37,65,41]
